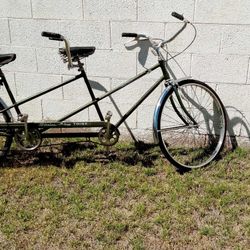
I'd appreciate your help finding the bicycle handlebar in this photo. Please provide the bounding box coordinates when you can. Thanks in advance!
[41,31,64,41]
[122,12,189,46]
[122,33,146,38]
[122,33,138,38]
[171,12,184,21]
[121,12,191,60]
[41,31,73,69]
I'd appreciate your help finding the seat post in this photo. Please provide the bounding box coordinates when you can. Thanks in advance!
[77,57,84,71]
[0,68,22,116]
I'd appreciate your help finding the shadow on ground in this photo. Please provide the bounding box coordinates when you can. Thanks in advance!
[1,141,160,169]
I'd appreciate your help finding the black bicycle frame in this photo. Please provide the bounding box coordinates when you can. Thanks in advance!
[0,61,169,130]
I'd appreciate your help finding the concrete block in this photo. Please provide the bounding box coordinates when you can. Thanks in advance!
[84,0,137,21]
[223,106,243,137]
[36,48,61,74]
[62,75,110,101]
[137,104,156,129]
[59,20,110,49]
[15,73,63,101]
[10,19,60,48]
[42,99,89,121]
[87,99,109,121]
[195,0,250,24]
[62,75,90,101]
[127,128,154,142]
[216,84,250,112]
[1,0,250,144]
[111,21,165,51]
[221,25,250,55]
[0,19,10,45]
[90,76,111,97]
[110,78,162,107]
[36,47,77,76]
[0,0,31,18]
[59,65,80,77]
[1,73,43,122]
[239,112,250,138]
[136,52,191,80]
[88,100,137,129]
[18,99,43,121]
[32,0,83,19]
[86,50,137,78]
[0,46,37,73]
[166,53,192,78]
[137,58,163,80]
[192,54,248,84]
[165,23,222,54]
[138,0,194,22]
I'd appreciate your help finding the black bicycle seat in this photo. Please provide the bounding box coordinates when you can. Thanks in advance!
[0,54,16,66]
[59,47,95,62]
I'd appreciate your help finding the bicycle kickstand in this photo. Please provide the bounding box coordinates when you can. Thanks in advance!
[18,114,29,140]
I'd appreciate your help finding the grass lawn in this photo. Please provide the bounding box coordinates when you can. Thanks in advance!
[0,141,249,249]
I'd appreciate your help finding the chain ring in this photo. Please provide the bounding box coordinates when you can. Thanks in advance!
[98,127,119,146]
[14,128,42,151]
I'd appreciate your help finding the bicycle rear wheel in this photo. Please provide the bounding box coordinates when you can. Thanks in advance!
[157,79,226,169]
[0,101,13,159]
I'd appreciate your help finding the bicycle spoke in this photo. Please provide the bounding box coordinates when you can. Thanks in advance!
[158,81,226,169]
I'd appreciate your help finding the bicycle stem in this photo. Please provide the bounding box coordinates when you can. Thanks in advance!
[63,38,73,69]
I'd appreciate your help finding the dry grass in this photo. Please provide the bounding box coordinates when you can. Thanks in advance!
[0,141,249,249]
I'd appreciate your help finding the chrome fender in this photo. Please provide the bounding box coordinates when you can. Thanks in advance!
[153,84,172,144]
[153,77,192,143]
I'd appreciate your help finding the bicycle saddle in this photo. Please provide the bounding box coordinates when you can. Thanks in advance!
[0,54,16,66]
[59,47,95,62]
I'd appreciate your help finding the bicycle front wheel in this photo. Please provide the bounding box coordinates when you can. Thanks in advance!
[157,79,226,169]
[0,101,13,159]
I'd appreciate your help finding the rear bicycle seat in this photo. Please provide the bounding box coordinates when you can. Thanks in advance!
[59,47,95,63]
[0,54,16,67]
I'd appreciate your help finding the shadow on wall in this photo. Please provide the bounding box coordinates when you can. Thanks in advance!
[124,39,153,67]
[90,39,248,151]
[89,80,138,143]
[225,106,250,149]
[88,39,156,143]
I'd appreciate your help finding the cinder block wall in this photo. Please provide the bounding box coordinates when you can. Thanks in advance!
[1,0,250,143]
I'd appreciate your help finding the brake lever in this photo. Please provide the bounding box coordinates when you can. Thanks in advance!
[123,38,138,47]
[123,36,149,48]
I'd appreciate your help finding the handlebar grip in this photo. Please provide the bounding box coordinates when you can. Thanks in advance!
[122,33,138,38]
[171,12,184,21]
[41,31,64,41]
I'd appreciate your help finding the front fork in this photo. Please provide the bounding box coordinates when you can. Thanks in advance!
[153,79,197,143]
[170,82,197,126]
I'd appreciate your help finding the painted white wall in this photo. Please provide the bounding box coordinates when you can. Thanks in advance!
[1,0,250,142]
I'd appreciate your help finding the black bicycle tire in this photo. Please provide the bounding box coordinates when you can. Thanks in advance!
[157,79,227,169]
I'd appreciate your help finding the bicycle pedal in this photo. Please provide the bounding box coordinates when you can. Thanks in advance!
[18,113,29,122]
[105,111,113,121]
